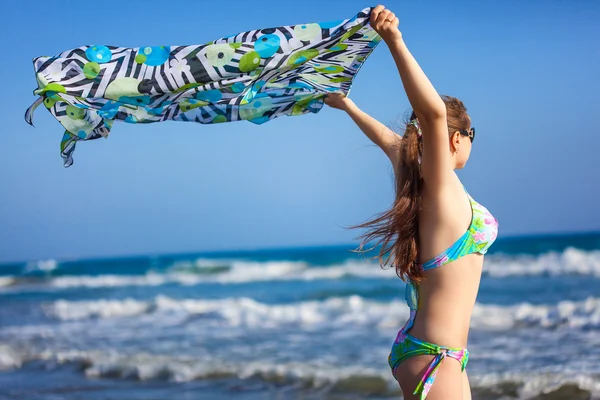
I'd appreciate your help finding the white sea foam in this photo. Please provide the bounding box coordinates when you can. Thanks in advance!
[472,371,600,399]
[43,259,387,288]
[0,345,22,371]
[173,248,600,279]
[0,277,15,287]
[24,259,58,273]
[50,273,175,288]
[12,349,600,398]
[2,248,599,292]
[43,295,600,330]
[484,248,600,277]
[48,298,151,320]
[471,296,600,329]
[25,349,398,392]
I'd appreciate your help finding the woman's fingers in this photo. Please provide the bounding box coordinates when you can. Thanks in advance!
[370,5,386,25]
[375,10,392,27]
[371,5,401,42]
[324,93,351,110]
[371,4,385,18]
[371,6,398,31]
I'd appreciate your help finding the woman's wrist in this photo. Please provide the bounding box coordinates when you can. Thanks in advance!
[381,28,403,45]
[341,97,358,114]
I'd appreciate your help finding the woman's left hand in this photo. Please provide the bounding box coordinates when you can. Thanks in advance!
[324,93,353,111]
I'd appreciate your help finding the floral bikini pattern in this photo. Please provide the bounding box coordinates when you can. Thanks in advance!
[423,189,499,271]
[389,187,498,399]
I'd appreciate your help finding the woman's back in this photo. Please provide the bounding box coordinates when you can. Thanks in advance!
[409,177,485,348]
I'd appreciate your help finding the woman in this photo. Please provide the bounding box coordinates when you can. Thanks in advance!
[325,5,498,400]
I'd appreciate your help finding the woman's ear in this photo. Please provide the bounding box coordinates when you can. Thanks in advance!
[450,131,461,152]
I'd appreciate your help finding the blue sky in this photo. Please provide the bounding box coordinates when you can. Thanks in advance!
[0,0,598,263]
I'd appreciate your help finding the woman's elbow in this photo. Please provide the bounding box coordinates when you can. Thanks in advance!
[417,107,446,125]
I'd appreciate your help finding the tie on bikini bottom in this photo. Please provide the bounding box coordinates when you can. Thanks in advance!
[390,331,469,400]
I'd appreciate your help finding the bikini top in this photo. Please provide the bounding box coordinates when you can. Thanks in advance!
[421,188,499,271]
[404,188,498,313]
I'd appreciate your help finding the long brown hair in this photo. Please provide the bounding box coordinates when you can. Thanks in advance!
[352,95,471,283]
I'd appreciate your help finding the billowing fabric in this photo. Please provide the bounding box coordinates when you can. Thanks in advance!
[25,8,380,167]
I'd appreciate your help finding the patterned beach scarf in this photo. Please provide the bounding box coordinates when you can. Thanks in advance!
[25,7,381,167]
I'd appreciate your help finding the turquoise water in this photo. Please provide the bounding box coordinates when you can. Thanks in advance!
[1,232,599,399]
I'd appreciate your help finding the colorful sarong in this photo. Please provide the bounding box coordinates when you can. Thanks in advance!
[25,8,380,166]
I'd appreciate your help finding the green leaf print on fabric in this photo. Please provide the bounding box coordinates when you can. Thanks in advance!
[25,8,381,167]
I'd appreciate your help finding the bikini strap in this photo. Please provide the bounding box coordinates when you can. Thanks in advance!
[413,350,448,400]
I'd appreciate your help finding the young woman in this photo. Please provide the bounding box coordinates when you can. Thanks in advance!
[325,5,498,400]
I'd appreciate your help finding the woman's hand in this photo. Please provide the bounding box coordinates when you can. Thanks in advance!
[324,93,354,111]
[370,5,401,43]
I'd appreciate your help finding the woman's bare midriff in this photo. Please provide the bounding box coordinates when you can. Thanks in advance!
[405,253,484,349]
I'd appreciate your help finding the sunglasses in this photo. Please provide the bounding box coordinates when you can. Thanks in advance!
[458,127,475,143]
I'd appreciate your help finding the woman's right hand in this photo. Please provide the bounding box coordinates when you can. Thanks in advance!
[370,5,401,43]
[324,93,353,111]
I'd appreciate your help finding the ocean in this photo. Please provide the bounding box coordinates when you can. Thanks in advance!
[1,232,599,400]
